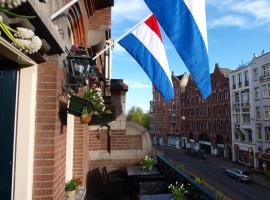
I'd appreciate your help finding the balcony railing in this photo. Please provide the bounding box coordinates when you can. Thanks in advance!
[156,154,218,200]
[260,75,270,83]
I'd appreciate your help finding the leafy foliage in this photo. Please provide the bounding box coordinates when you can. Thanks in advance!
[127,106,150,130]
[176,163,185,170]
[194,176,205,185]
[65,179,79,191]
[143,155,154,171]
[83,86,105,116]
[168,181,186,200]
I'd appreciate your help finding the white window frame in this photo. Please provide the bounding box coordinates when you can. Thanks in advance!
[253,68,258,80]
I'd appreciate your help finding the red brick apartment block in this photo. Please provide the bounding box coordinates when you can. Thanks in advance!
[150,64,232,158]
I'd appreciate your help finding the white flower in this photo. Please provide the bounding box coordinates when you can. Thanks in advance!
[13,35,42,54]
[15,27,35,39]
[1,0,27,8]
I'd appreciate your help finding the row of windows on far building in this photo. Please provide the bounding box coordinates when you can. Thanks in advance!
[231,64,270,89]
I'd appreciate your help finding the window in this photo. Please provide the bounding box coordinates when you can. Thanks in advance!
[238,73,242,87]
[264,106,270,120]
[241,91,249,102]
[235,92,240,102]
[216,92,221,101]
[232,75,236,89]
[265,127,270,141]
[248,131,252,142]
[255,87,260,100]
[244,71,249,86]
[243,113,250,124]
[256,107,261,120]
[225,91,229,100]
[253,68,258,80]
[257,127,262,140]
[262,84,270,98]
[262,65,270,77]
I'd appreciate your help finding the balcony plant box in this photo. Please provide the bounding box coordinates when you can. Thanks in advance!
[90,107,116,125]
[67,95,93,117]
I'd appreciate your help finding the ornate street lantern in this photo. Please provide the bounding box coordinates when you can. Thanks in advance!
[63,45,98,93]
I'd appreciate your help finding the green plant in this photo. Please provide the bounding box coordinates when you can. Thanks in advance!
[215,191,224,200]
[65,179,79,192]
[168,181,186,200]
[83,85,105,116]
[143,155,154,171]
[176,163,185,170]
[194,176,204,185]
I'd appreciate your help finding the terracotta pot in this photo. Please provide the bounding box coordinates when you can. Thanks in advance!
[65,190,76,200]
[80,113,92,124]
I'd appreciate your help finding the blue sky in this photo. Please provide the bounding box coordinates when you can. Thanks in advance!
[111,0,270,113]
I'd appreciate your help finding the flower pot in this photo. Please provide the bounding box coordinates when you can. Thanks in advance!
[146,165,153,172]
[80,113,92,124]
[90,111,115,125]
[68,95,93,117]
[65,190,76,200]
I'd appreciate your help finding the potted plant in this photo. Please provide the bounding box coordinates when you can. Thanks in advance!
[143,155,154,171]
[168,181,187,200]
[68,84,105,124]
[65,179,79,200]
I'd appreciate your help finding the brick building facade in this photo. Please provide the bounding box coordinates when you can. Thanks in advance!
[0,1,149,199]
[150,64,232,158]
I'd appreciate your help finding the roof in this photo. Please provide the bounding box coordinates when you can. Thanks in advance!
[219,68,232,77]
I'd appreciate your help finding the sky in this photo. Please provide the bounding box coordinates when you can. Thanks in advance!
[111,0,270,113]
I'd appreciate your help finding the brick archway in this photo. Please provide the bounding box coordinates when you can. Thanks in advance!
[68,3,87,47]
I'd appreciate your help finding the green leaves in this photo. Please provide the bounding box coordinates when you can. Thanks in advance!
[0,8,36,19]
[127,106,150,130]
[65,179,79,191]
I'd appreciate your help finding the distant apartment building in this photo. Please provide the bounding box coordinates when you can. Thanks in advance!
[230,52,270,169]
[150,64,232,158]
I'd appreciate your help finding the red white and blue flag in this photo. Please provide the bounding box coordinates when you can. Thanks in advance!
[118,15,174,101]
[144,0,211,98]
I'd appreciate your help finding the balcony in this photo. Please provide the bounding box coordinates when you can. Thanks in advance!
[240,101,250,107]
[260,75,270,83]
[85,154,217,200]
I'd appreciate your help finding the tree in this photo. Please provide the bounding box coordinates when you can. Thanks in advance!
[127,106,150,130]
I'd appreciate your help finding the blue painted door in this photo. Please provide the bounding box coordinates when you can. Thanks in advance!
[0,65,17,200]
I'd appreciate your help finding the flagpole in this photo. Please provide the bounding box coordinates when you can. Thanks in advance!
[92,13,152,60]
[51,0,79,20]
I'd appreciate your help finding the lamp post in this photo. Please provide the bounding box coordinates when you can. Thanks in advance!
[181,116,186,149]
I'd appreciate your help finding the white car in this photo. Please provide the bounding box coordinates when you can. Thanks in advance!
[225,168,252,182]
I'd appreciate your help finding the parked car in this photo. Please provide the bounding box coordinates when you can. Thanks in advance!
[225,168,252,182]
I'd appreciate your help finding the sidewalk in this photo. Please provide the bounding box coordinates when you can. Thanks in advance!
[206,154,270,190]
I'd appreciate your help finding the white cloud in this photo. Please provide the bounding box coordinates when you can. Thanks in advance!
[231,0,270,24]
[112,0,150,24]
[206,0,270,29]
[125,80,152,89]
[208,15,248,29]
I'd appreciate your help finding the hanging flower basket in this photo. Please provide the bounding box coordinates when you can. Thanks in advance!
[90,107,116,125]
[67,95,93,117]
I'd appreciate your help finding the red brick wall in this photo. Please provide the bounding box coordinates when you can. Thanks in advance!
[73,117,89,186]
[33,63,67,200]
[89,8,111,29]
[89,129,142,151]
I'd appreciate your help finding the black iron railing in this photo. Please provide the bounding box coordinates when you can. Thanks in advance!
[156,154,218,200]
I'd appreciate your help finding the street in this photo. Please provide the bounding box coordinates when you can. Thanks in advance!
[159,146,270,200]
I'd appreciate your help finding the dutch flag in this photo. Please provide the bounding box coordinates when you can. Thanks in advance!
[118,15,174,101]
[144,0,211,98]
